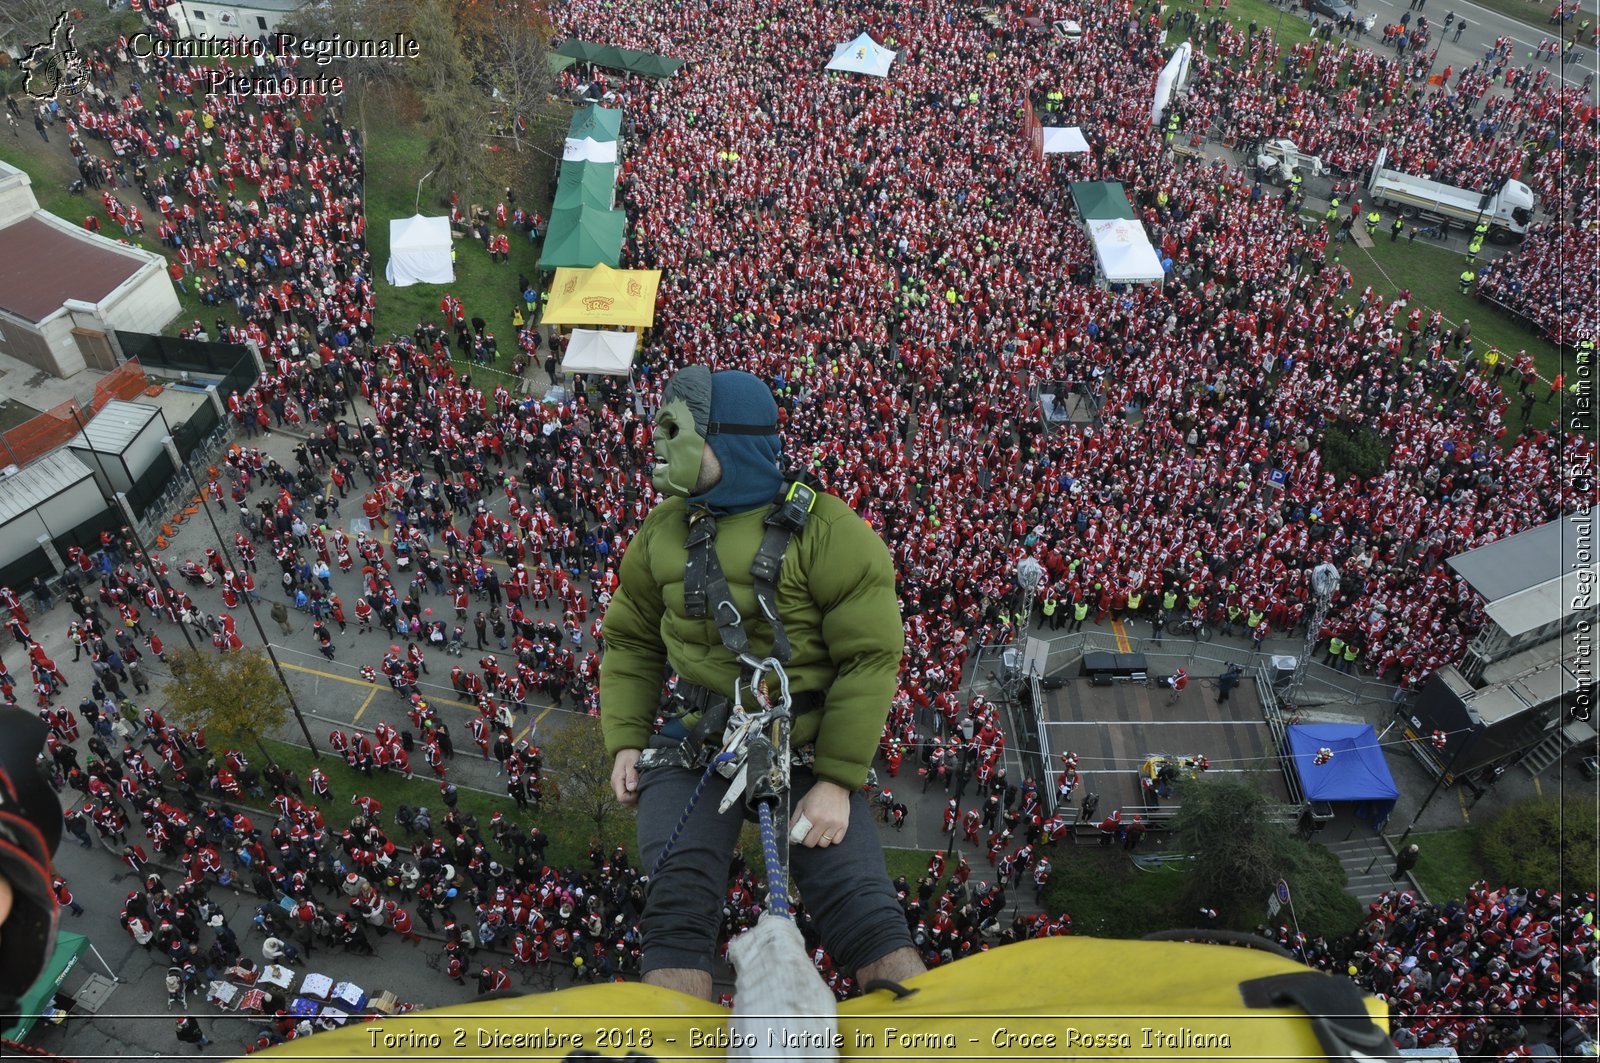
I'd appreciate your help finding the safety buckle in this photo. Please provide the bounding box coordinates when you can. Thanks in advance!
[715,657,794,812]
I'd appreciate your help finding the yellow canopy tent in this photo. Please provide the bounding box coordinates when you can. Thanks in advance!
[541,263,661,329]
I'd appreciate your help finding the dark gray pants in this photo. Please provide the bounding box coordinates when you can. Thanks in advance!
[636,739,912,978]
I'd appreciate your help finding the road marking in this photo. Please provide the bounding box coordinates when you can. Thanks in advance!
[1532,774,1542,796]
[278,659,517,718]
[1459,788,1471,823]
[352,687,378,723]
[1112,618,1131,653]
[281,660,371,688]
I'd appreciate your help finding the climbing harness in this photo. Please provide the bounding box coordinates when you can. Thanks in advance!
[641,479,822,908]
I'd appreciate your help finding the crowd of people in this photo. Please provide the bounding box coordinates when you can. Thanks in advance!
[1,0,1595,1050]
[1259,884,1597,1058]
[1477,221,1600,346]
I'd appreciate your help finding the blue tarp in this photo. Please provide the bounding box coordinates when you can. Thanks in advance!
[1286,724,1399,816]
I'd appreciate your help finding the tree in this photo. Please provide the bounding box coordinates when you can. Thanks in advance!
[539,715,630,849]
[1317,423,1392,481]
[404,0,492,201]
[1170,777,1360,939]
[165,647,289,751]
[1477,796,1596,892]
[471,3,555,156]
[272,0,412,98]
[0,1,126,57]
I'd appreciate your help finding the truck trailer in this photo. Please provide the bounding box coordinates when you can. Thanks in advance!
[1366,147,1536,242]
[1397,649,1591,792]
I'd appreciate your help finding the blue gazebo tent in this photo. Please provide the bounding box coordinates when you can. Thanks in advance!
[1285,724,1400,824]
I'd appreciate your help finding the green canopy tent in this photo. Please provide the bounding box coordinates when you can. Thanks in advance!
[0,932,116,1042]
[567,104,622,143]
[1068,181,1136,221]
[553,162,618,211]
[547,53,578,75]
[538,207,627,270]
[556,38,684,79]
[555,38,607,63]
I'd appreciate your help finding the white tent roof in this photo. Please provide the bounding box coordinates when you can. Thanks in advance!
[1151,42,1193,124]
[561,329,638,376]
[1041,126,1091,154]
[826,33,897,78]
[385,214,453,287]
[1087,218,1166,285]
[563,137,620,164]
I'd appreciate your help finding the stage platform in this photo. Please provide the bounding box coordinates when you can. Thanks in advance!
[1036,671,1292,815]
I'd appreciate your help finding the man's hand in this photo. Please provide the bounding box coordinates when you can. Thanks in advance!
[611,749,642,806]
[791,781,851,848]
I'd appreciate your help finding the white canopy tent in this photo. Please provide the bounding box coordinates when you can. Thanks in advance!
[1086,218,1166,285]
[1151,42,1193,124]
[826,33,897,78]
[562,137,621,164]
[1041,126,1091,154]
[384,215,453,287]
[561,328,638,376]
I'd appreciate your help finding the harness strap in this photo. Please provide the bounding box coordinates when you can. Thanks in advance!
[681,481,817,668]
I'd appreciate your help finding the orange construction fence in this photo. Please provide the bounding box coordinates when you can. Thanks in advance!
[1,359,150,469]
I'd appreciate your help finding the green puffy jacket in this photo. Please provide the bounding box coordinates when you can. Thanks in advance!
[600,491,904,789]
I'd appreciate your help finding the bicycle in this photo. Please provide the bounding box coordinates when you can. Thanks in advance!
[1165,614,1212,640]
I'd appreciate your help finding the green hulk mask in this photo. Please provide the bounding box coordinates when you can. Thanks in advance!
[651,397,708,497]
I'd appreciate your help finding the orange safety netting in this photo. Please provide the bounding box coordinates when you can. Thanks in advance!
[0,359,148,468]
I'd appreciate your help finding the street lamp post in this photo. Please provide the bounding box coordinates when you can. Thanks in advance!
[175,459,321,758]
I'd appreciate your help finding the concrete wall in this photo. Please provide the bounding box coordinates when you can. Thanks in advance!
[0,473,105,575]
[98,259,182,336]
[0,309,76,376]
[0,161,39,228]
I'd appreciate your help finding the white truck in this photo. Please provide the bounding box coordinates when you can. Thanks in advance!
[1366,147,1536,242]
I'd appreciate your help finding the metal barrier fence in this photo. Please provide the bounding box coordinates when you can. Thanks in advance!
[971,629,1372,831]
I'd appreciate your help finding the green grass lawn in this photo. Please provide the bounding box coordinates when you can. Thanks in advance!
[1167,0,1317,60]
[361,104,560,364]
[1405,828,1482,903]
[1333,235,1571,433]
[1041,847,1187,937]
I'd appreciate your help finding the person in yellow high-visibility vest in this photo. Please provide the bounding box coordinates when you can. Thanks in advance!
[1070,598,1090,632]
[1324,634,1345,667]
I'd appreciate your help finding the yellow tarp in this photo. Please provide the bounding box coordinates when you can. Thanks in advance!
[246,937,1389,1061]
[541,263,661,329]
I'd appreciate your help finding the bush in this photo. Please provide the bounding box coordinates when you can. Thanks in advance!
[1476,796,1597,892]
[1317,423,1392,481]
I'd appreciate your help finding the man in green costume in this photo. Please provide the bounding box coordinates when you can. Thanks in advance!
[601,366,923,1000]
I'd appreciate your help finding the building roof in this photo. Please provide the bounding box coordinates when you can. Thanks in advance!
[0,450,96,526]
[67,399,160,455]
[0,217,148,323]
[1447,507,1597,603]
[1484,565,1598,638]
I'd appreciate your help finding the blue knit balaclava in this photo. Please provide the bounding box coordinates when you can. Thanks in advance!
[657,366,783,513]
